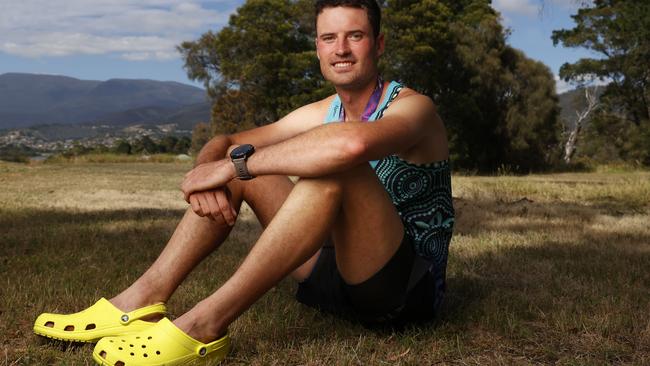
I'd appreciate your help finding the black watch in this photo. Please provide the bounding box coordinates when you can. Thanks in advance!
[230,144,255,180]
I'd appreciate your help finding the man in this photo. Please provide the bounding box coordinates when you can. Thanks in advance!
[33,0,454,364]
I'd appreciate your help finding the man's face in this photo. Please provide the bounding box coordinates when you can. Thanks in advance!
[315,6,384,90]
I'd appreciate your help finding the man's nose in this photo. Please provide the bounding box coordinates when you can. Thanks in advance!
[335,37,351,56]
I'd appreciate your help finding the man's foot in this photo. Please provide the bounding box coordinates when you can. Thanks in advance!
[109,278,168,322]
[173,303,227,344]
[93,318,231,366]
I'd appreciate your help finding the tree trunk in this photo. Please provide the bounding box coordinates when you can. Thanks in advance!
[564,88,599,164]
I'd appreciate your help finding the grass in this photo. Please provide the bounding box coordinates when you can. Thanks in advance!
[1,161,649,365]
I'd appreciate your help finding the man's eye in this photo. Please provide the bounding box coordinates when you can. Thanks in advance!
[322,36,335,42]
[349,33,363,41]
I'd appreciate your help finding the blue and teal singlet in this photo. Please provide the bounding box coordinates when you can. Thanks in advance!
[324,81,455,302]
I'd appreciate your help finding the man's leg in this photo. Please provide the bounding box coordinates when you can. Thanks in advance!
[110,174,295,313]
[172,163,405,342]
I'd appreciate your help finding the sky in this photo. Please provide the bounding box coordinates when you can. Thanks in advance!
[0,0,600,93]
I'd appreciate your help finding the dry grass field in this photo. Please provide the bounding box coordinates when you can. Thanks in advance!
[1,160,649,365]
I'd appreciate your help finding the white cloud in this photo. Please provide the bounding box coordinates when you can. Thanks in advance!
[0,0,233,61]
[555,74,574,94]
[555,73,610,94]
[492,0,538,17]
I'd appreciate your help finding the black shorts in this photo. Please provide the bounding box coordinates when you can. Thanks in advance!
[295,234,439,328]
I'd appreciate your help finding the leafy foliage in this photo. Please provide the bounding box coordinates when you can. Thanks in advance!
[552,0,650,165]
[191,122,212,154]
[178,0,332,128]
[385,0,560,171]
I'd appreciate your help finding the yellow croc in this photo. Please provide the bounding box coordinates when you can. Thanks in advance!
[33,298,167,343]
[92,318,230,366]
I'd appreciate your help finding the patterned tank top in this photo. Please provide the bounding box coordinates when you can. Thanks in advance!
[324,81,455,300]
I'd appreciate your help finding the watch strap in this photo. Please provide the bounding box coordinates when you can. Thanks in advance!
[232,158,253,180]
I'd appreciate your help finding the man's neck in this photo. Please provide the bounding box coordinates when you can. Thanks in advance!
[336,76,381,121]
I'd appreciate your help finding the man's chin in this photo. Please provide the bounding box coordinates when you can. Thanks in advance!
[326,72,361,87]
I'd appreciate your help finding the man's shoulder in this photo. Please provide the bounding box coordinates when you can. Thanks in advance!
[387,85,436,116]
[274,94,337,129]
[393,85,432,105]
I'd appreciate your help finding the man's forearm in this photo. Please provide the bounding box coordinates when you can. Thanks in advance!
[195,135,233,166]
[246,123,371,178]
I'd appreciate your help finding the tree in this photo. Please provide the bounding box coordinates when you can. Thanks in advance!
[552,0,650,165]
[564,87,599,164]
[158,136,178,154]
[191,122,211,155]
[114,140,132,155]
[174,137,192,155]
[132,136,158,154]
[178,0,332,132]
[384,0,561,171]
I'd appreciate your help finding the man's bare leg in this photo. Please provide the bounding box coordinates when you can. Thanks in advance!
[109,175,295,313]
[173,164,404,342]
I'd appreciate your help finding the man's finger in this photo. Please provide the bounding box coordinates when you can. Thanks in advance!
[215,190,235,226]
[196,194,211,218]
[204,192,222,222]
[189,194,201,215]
[225,187,237,218]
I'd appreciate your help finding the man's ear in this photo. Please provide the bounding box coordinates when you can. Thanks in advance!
[375,33,385,58]
[315,39,320,60]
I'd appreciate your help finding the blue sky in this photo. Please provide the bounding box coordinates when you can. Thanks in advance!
[0,0,598,93]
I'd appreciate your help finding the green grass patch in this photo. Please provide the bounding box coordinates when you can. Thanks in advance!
[1,161,649,364]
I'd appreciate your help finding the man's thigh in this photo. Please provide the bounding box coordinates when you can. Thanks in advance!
[330,162,405,285]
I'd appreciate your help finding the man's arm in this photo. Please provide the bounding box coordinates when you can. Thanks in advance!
[182,93,440,198]
[185,99,327,223]
[194,101,327,166]
[250,94,438,176]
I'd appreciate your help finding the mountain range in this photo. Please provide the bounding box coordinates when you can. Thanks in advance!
[0,73,211,130]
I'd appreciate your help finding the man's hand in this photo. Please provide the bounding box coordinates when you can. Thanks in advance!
[181,159,237,203]
[188,188,237,226]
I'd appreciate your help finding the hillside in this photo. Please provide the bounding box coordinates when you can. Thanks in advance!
[0,73,210,129]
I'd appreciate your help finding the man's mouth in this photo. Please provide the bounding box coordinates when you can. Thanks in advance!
[332,61,354,68]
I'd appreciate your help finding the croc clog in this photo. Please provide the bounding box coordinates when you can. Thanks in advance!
[92,318,230,366]
[34,298,167,343]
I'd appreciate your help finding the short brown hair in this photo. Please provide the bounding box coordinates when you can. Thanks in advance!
[315,0,381,38]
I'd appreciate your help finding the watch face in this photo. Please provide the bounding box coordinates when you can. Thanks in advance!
[230,144,255,159]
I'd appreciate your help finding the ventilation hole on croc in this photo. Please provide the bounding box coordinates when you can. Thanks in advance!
[136,336,140,339]
[45,321,54,328]
[115,362,125,366]
[64,325,74,331]
[130,344,134,347]
[156,351,160,355]
[143,354,148,358]
[121,339,126,342]
[99,351,106,358]
[141,345,146,348]
[119,347,123,350]
[85,324,96,330]
[130,352,135,356]
[148,336,153,340]
[109,340,114,343]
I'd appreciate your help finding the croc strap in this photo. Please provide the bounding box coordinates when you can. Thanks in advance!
[198,334,230,357]
[119,302,167,325]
